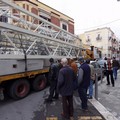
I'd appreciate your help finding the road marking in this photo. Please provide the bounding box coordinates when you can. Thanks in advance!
[78,116,103,120]
[46,117,58,120]
[46,116,102,120]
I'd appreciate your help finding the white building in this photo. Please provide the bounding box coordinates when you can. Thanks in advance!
[79,27,119,59]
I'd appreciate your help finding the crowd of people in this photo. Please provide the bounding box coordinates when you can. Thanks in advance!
[44,56,120,120]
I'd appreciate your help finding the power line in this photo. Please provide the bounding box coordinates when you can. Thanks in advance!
[76,18,120,31]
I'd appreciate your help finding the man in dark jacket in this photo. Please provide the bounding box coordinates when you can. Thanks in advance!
[112,57,120,80]
[57,58,76,120]
[78,57,90,111]
[45,58,60,102]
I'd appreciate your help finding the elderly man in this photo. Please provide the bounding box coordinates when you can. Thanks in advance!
[78,57,90,111]
[57,58,76,120]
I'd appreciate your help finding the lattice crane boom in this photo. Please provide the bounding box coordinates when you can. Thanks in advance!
[0,0,83,59]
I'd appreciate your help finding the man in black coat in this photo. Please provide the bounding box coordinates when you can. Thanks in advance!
[45,58,60,102]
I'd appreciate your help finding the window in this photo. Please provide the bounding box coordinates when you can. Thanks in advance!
[0,9,8,22]
[39,10,51,24]
[62,24,67,30]
[60,21,68,31]
[96,34,102,40]
[86,36,91,42]
[0,16,8,22]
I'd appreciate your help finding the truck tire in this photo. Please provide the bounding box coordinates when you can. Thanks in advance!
[32,75,47,91]
[9,79,30,100]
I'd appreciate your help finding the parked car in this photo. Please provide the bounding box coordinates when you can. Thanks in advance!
[90,61,104,80]
[97,59,107,68]
[97,59,107,76]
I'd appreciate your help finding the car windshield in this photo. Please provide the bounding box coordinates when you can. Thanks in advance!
[97,60,107,67]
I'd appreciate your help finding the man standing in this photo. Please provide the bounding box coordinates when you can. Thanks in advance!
[86,59,95,99]
[104,58,114,87]
[45,58,59,102]
[57,58,76,120]
[77,57,90,111]
[112,57,120,80]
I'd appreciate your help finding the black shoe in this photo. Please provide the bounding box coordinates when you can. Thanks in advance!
[106,83,110,85]
[87,94,89,97]
[45,98,53,103]
[112,84,114,87]
[61,112,70,119]
[80,107,88,111]
[88,96,93,99]
[53,96,59,100]
[81,108,88,111]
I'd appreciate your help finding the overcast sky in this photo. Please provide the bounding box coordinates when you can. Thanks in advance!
[39,0,120,38]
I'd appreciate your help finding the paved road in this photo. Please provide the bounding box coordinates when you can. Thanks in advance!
[96,70,120,120]
[0,89,47,120]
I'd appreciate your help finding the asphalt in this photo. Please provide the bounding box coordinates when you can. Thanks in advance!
[33,70,120,120]
[33,97,105,120]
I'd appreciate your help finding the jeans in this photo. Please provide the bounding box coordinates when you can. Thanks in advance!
[113,67,118,80]
[88,79,93,97]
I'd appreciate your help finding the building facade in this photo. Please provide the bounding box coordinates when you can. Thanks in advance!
[79,27,120,59]
[10,0,74,34]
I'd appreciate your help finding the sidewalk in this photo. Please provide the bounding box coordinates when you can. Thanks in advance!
[91,70,120,120]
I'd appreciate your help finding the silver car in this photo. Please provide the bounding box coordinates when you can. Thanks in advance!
[90,61,104,80]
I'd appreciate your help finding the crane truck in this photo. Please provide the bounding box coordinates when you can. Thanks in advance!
[0,0,83,100]
[81,46,101,60]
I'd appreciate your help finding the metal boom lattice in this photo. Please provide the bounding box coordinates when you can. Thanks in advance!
[0,0,82,59]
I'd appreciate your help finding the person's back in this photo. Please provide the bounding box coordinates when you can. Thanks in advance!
[77,57,90,111]
[79,62,90,88]
[112,57,120,80]
[49,60,60,82]
[58,65,75,96]
[57,58,75,119]
[112,59,119,68]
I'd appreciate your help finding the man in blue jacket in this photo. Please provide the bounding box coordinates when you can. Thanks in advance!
[78,57,90,111]
[57,58,76,120]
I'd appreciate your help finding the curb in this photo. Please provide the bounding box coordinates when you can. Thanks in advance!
[89,98,118,120]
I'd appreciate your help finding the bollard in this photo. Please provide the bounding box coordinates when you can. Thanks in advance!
[100,67,103,83]
[95,73,98,100]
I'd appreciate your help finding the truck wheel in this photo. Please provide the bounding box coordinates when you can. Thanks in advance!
[9,79,30,100]
[32,75,47,91]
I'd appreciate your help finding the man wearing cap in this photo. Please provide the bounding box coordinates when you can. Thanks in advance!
[78,57,90,111]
